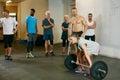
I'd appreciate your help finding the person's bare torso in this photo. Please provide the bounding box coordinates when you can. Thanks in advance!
[70,16,84,32]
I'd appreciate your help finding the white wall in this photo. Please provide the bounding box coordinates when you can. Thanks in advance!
[76,0,120,59]
[48,0,64,43]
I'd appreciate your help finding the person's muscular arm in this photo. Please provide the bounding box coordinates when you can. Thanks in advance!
[81,17,88,37]
[68,19,72,38]
[26,22,29,36]
[68,23,72,37]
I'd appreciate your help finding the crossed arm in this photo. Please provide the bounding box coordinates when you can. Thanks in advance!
[43,19,55,29]
[87,21,96,29]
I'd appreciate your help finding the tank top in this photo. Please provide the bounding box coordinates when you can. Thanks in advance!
[85,20,95,36]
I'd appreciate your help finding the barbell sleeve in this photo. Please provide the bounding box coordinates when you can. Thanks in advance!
[98,69,106,73]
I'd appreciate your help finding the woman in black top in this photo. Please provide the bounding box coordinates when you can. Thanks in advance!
[61,15,69,55]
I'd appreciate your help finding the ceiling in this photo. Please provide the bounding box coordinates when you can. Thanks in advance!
[0,0,25,3]
[0,0,26,6]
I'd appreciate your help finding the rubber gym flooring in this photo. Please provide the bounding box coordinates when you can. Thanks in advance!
[0,41,120,80]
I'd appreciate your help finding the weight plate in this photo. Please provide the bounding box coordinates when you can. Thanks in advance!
[64,54,78,71]
[90,61,108,80]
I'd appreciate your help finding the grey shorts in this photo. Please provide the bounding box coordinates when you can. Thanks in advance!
[27,33,36,42]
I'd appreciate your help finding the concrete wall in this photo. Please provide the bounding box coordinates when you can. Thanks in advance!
[18,0,48,40]
[48,0,64,43]
[76,0,120,59]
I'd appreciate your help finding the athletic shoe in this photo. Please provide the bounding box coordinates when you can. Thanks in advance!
[84,73,90,77]
[75,69,84,73]
[28,52,34,58]
[8,56,13,61]
[5,55,9,60]
[50,52,55,56]
[45,52,49,57]
[26,53,29,58]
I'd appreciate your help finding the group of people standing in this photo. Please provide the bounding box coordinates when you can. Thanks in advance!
[63,8,100,76]
[0,8,56,60]
[0,7,96,60]
[26,9,55,58]
[61,8,96,55]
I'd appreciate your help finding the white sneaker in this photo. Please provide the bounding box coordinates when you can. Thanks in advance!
[28,52,34,58]
[26,53,29,58]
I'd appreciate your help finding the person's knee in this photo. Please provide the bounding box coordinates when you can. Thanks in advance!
[45,40,48,44]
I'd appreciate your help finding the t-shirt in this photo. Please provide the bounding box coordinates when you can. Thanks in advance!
[62,22,69,35]
[78,37,100,55]
[26,16,37,33]
[0,17,18,35]
[42,18,54,35]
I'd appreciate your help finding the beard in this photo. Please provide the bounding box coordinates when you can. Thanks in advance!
[30,14,34,16]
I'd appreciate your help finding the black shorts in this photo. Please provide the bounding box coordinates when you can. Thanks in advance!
[85,35,95,41]
[72,31,83,37]
[3,35,14,48]
[72,31,83,51]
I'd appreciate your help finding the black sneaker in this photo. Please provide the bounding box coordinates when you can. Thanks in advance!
[45,52,49,57]
[8,56,13,61]
[50,52,55,56]
[84,73,90,77]
[5,55,9,60]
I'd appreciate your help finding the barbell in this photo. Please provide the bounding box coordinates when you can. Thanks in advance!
[64,54,108,80]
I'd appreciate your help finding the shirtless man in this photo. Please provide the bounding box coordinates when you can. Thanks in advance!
[68,7,88,38]
[68,7,88,68]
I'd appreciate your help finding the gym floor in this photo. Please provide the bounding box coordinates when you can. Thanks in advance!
[0,41,120,80]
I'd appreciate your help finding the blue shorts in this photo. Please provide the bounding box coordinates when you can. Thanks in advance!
[43,34,54,40]
[27,33,36,42]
